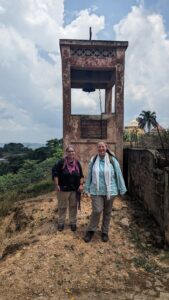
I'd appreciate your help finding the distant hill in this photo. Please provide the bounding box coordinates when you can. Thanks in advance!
[23,143,45,149]
[0,143,45,149]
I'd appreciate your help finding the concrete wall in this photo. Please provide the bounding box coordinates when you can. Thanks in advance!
[124,149,169,245]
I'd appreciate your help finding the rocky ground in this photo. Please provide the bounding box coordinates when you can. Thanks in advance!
[0,193,169,300]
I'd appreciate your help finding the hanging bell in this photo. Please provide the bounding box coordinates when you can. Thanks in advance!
[82,83,95,93]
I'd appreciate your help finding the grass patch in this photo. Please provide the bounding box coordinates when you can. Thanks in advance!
[0,179,54,217]
[130,228,162,256]
[0,200,13,217]
[130,229,146,251]
[0,157,58,217]
[159,251,169,261]
[133,256,159,273]
[23,180,54,197]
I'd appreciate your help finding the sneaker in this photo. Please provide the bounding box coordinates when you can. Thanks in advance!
[101,233,109,242]
[84,231,94,243]
[57,223,64,231]
[70,224,77,232]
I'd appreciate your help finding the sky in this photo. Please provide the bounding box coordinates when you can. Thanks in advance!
[0,0,169,143]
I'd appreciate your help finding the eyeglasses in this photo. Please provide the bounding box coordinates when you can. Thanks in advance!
[67,150,75,153]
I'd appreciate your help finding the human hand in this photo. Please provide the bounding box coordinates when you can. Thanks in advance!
[78,184,83,193]
[55,184,60,191]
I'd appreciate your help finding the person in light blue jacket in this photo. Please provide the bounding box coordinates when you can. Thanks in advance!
[84,141,127,243]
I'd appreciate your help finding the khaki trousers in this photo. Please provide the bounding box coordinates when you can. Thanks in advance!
[57,191,77,224]
[88,195,114,234]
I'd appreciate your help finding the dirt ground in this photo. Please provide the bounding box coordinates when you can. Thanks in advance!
[0,193,169,300]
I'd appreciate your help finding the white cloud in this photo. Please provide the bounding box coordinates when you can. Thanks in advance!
[2,0,168,144]
[0,0,105,142]
[114,5,169,127]
[62,9,104,39]
[71,89,105,115]
[0,4,5,14]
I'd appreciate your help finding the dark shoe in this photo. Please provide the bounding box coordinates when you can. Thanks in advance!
[70,224,77,231]
[57,223,64,231]
[84,231,94,243]
[101,233,109,242]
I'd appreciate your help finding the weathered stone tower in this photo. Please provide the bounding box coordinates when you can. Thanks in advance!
[60,39,128,174]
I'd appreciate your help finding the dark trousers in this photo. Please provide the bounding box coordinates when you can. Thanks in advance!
[88,195,114,233]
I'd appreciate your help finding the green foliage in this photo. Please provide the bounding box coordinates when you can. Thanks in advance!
[31,146,50,161]
[0,147,3,156]
[123,130,138,143]
[123,131,130,142]
[7,154,28,173]
[0,161,9,176]
[21,159,37,171]
[3,143,25,153]
[0,156,58,195]
[133,256,158,273]
[46,138,62,156]
[4,157,55,191]
[23,180,54,197]
[53,147,63,160]
[27,138,63,162]
[0,138,63,176]
[0,141,63,216]
[0,191,18,217]
[0,200,13,217]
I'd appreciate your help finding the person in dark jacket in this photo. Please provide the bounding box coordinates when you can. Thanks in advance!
[52,145,84,232]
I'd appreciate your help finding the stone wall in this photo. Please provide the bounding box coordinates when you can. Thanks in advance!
[124,149,169,245]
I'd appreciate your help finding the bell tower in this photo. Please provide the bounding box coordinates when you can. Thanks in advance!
[60,39,128,173]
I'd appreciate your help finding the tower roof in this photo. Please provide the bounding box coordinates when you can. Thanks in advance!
[128,119,139,127]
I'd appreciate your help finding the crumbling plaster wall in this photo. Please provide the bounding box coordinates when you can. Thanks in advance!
[125,149,169,245]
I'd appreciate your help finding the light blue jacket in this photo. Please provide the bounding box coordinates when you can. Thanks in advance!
[84,156,127,196]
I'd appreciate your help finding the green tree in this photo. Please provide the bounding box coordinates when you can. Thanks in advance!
[3,143,25,153]
[46,139,61,156]
[123,131,130,142]
[137,110,157,133]
[0,147,3,157]
[0,161,9,176]
[137,110,168,162]
[7,155,27,173]
[31,147,50,161]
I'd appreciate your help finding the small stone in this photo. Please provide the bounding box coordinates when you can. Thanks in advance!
[134,294,147,300]
[147,290,157,296]
[113,198,123,210]
[155,292,169,300]
[156,286,163,292]
[98,249,104,254]
[145,280,152,288]
[120,217,130,227]
[154,278,163,287]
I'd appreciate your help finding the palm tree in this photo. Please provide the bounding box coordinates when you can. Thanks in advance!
[137,110,156,133]
[137,110,168,163]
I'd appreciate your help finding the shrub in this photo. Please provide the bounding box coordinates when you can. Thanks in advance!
[0,154,62,216]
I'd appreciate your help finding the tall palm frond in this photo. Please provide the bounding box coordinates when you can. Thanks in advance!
[137,110,157,133]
